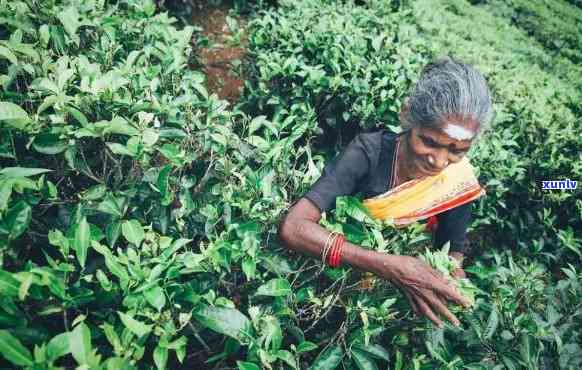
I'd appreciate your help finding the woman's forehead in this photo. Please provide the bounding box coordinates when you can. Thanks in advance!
[419,123,476,148]
[442,124,476,141]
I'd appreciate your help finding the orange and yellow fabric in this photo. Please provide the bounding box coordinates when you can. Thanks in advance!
[362,157,485,227]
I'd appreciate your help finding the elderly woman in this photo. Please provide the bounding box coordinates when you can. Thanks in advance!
[278,57,493,327]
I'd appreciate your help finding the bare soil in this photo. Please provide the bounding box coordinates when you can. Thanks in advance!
[192,2,247,104]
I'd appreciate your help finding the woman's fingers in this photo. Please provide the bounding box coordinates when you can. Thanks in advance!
[402,289,419,315]
[428,273,471,307]
[420,288,460,326]
[413,293,444,328]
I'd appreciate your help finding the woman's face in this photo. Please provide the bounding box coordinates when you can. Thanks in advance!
[406,118,479,177]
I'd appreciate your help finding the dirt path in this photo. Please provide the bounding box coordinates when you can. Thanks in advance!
[192,2,246,104]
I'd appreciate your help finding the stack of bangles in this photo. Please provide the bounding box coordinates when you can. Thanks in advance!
[321,231,346,268]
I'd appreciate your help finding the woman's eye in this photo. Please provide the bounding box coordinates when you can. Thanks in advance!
[421,137,438,147]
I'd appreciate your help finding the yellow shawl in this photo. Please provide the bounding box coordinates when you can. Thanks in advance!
[363,156,485,227]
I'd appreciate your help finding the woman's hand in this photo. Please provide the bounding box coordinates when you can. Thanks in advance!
[371,254,471,327]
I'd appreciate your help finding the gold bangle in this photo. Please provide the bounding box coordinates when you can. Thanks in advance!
[321,231,339,265]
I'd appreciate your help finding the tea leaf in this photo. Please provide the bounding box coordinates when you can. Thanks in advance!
[0,330,33,366]
[118,312,152,338]
[144,285,166,311]
[69,323,92,365]
[122,219,145,246]
[309,344,343,370]
[0,102,31,129]
[194,305,251,341]
[0,167,51,178]
[256,278,291,297]
[73,217,91,268]
[153,345,168,370]
[46,332,71,361]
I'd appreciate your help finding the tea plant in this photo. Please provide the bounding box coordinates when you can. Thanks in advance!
[0,0,580,369]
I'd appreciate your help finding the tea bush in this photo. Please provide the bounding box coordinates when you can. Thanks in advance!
[0,0,580,369]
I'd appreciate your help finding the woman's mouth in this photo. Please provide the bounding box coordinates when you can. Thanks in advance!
[419,161,441,176]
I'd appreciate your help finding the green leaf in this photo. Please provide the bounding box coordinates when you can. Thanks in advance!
[194,305,251,341]
[82,184,107,201]
[353,344,390,362]
[261,315,282,351]
[92,242,129,288]
[18,272,33,300]
[160,238,191,259]
[97,194,123,217]
[66,107,88,127]
[6,201,31,240]
[248,115,268,135]
[73,217,91,268]
[277,349,298,369]
[122,219,145,246]
[484,307,499,340]
[336,196,372,223]
[102,116,139,137]
[118,312,152,338]
[142,128,159,147]
[0,269,20,297]
[47,332,71,361]
[144,285,166,311]
[101,322,122,354]
[0,102,31,129]
[0,167,51,178]
[69,323,92,365]
[242,257,256,280]
[57,7,81,45]
[352,348,379,370]
[237,361,260,370]
[0,330,33,366]
[106,220,121,247]
[256,278,291,297]
[309,344,343,370]
[297,341,318,353]
[153,345,168,370]
[157,165,172,200]
[0,46,17,65]
[96,269,112,291]
[105,357,137,370]
[106,143,135,157]
[0,178,14,211]
[32,133,67,154]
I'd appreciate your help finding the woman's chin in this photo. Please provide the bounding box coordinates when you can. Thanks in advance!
[415,163,441,177]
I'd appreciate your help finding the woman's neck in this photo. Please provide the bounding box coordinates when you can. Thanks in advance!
[395,132,415,185]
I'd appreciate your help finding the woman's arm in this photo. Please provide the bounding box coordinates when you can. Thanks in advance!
[279,198,471,327]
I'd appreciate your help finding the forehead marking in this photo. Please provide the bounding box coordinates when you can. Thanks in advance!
[442,124,475,141]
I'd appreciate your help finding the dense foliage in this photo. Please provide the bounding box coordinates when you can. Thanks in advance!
[0,0,580,369]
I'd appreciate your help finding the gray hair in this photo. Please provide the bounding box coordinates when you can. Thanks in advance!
[401,56,494,135]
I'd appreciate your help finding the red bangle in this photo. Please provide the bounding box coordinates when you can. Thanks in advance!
[328,234,345,267]
[328,238,337,266]
[425,215,438,233]
[334,236,345,267]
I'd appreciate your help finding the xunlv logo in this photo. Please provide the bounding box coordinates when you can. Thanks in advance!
[541,179,578,190]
